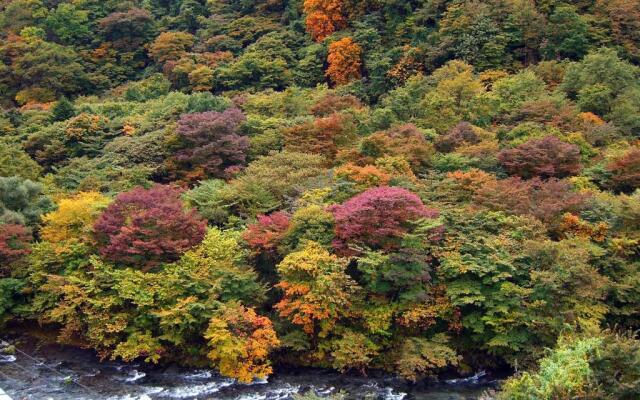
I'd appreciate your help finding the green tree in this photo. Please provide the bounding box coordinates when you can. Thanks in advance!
[44,3,90,45]
[50,96,75,121]
[11,41,89,101]
[543,4,589,60]
[561,48,640,134]
[0,177,53,226]
[0,140,42,180]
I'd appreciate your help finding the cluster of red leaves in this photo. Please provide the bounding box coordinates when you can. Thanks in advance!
[174,108,249,181]
[606,147,640,193]
[242,211,291,256]
[434,122,481,153]
[94,185,207,270]
[331,186,439,255]
[512,99,579,131]
[0,224,32,265]
[474,177,588,224]
[498,136,582,179]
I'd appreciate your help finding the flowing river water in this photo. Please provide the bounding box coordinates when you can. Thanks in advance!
[0,338,499,400]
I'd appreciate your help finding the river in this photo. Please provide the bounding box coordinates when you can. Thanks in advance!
[0,338,498,400]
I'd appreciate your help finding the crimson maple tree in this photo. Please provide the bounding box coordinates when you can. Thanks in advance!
[331,186,439,255]
[94,185,207,269]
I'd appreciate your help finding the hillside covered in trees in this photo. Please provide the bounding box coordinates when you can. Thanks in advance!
[1,0,640,397]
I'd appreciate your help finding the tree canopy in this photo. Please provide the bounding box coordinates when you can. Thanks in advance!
[1,0,639,395]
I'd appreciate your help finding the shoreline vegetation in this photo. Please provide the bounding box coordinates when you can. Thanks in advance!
[0,332,499,399]
[1,0,640,398]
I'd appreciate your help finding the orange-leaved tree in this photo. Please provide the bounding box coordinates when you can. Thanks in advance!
[303,0,346,42]
[275,241,359,338]
[205,303,279,383]
[147,31,195,64]
[326,37,362,86]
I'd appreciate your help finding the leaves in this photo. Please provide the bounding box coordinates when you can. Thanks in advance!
[304,0,346,42]
[41,192,110,253]
[275,241,358,337]
[205,303,279,383]
[173,108,249,181]
[1,0,640,391]
[331,186,439,255]
[498,136,582,179]
[94,185,207,269]
[326,38,362,86]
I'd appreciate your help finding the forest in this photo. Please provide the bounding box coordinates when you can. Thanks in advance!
[0,0,639,398]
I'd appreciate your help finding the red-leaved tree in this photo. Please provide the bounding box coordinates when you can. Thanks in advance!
[0,224,32,267]
[435,122,481,153]
[331,186,439,255]
[175,108,249,181]
[243,211,291,257]
[473,177,588,225]
[498,136,582,179]
[94,185,207,270]
[606,147,640,193]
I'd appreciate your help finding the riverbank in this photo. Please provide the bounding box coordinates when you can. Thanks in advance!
[0,334,500,400]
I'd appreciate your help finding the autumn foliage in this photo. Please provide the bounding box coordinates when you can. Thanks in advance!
[148,31,194,64]
[356,124,434,173]
[473,177,588,224]
[98,8,154,50]
[175,108,249,181]
[311,94,362,116]
[0,224,32,265]
[331,187,439,255]
[3,0,640,391]
[498,136,583,179]
[283,113,352,162]
[275,241,358,336]
[94,185,207,269]
[242,211,291,256]
[205,303,279,383]
[435,122,481,153]
[41,192,110,252]
[606,147,640,193]
[326,38,362,86]
[334,163,391,191]
[304,0,346,42]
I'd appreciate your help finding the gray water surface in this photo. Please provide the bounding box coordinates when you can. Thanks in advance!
[0,339,496,400]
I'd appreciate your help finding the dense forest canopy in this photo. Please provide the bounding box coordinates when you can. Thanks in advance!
[1,0,640,397]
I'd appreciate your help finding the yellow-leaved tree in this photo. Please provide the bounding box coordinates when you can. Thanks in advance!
[205,303,279,383]
[41,192,110,253]
[275,241,359,338]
